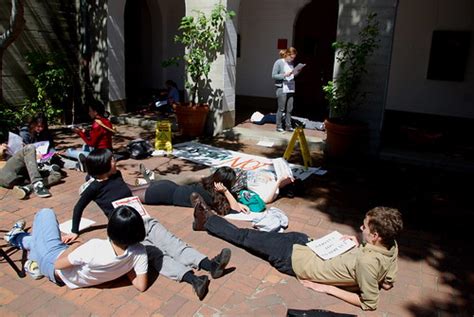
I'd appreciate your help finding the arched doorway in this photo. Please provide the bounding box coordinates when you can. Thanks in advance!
[294,0,338,121]
[124,0,153,110]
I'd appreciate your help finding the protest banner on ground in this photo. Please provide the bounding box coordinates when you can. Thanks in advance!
[172,141,326,180]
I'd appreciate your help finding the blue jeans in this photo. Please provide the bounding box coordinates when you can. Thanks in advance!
[204,215,309,276]
[65,145,93,160]
[11,209,68,284]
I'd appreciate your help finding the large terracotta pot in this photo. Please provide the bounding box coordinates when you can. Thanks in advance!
[174,103,210,137]
[324,119,369,158]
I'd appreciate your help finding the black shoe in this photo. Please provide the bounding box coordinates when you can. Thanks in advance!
[12,185,32,199]
[210,248,231,279]
[78,153,87,173]
[192,275,210,301]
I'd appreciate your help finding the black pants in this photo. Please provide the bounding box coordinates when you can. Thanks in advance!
[205,216,310,276]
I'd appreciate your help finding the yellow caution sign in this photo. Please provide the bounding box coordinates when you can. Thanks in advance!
[283,126,312,168]
[155,120,173,153]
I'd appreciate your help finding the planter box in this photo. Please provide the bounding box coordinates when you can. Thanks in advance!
[174,103,210,137]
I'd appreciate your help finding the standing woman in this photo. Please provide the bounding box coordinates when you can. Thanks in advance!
[272,47,299,132]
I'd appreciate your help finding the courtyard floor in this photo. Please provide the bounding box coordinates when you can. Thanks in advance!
[0,119,473,316]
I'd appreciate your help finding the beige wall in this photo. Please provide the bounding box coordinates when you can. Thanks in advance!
[386,0,474,118]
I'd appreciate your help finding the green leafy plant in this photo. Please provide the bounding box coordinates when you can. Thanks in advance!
[323,13,380,121]
[172,4,234,104]
[22,51,71,123]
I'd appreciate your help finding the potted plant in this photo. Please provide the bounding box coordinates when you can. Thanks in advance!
[322,13,380,158]
[170,4,235,137]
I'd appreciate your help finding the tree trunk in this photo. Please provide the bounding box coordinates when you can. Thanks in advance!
[0,0,26,102]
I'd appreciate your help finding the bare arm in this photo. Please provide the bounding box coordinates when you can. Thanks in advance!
[300,280,363,309]
[214,182,249,213]
[127,270,148,292]
[54,241,83,270]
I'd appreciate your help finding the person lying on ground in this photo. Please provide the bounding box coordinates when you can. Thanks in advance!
[0,142,62,199]
[140,163,294,205]
[191,196,403,311]
[4,206,148,292]
[67,149,232,300]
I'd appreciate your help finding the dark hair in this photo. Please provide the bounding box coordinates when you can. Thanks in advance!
[366,207,403,247]
[107,205,145,245]
[89,100,107,117]
[201,167,237,215]
[165,80,177,88]
[28,113,49,131]
[85,148,114,177]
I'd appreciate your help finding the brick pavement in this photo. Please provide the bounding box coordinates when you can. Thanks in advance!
[1,122,473,316]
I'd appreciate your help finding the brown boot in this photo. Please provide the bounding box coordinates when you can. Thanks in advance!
[191,192,213,231]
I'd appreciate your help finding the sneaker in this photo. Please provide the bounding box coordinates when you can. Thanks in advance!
[192,275,210,301]
[24,260,44,280]
[78,153,87,173]
[276,128,285,132]
[286,127,295,132]
[4,220,26,244]
[139,163,154,183]
[12,185,32,200]
[209,248,231,279]
[33,181,51,198]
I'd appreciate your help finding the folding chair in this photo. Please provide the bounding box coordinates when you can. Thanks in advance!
[0,231,26,278]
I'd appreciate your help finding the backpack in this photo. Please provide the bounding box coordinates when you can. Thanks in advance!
[238,189,266,212]
[127,139,154,159]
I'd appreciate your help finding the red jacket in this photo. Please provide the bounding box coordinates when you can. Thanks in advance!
[77,116,114,150]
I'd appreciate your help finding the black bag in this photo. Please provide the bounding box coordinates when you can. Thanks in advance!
[127,139,154,159]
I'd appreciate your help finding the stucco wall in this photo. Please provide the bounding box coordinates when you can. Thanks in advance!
[235,0,310,98]
[386,0,474,118]
[1,1,78,106]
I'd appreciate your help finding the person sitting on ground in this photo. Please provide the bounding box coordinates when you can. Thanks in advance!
[191,197,403,311]
[66,149,232,300]
[4,206,148,291]
[63,101,115,171]
[0,142,61,199]
[19,113,55,151]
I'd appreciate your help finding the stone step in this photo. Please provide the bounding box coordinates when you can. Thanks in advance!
[225,126,325,153]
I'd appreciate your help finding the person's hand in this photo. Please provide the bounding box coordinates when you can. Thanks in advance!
[237,203,250,214]
[214,182,229,193]
[300,280,330,293]
[62,233,79,244]
[284,70,293,77]
[277,175,294,188]
[341,235,359,247]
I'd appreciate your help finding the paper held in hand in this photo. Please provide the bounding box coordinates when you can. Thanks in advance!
[272,158,293,181]
[293,63,306,74]
[306,231,356,260]
[112,196,150,218]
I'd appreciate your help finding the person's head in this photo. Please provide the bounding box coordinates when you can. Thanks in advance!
[361,207,403,248]
[88,101,107,119]
[28,113,48,134]
[107,205,145,246]
[279,49,287,58]
[165,80,177,89]
[201,166,237,193]
[212,166,237,190]
[284,47,297,62]
[85,148,116,178]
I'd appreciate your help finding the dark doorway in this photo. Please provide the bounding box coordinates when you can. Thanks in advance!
[124,0,153,110]
[294,0,338,121]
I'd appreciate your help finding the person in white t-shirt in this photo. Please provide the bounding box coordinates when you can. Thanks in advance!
[4,206,148,292]
[246,169,294,203]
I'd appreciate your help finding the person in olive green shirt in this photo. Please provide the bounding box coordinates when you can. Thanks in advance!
[192,198,403,311]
